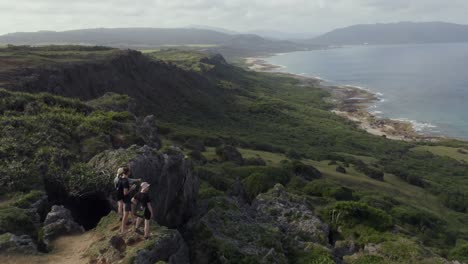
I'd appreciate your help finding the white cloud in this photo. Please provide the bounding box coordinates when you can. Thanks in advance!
[0,0,467,34]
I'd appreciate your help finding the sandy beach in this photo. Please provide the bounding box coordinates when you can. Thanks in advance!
[245,57,442,142]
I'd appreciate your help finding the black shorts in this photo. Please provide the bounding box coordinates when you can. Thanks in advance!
[116,192,124,201]
[124,201,132,212]
[144,209,151,220]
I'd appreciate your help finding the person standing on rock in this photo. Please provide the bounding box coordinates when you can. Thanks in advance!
[115,167,141,220]
[132,182,154,239]
[117,167,138,233]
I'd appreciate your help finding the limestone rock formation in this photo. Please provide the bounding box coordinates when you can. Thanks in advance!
[136,115,161,149]
[188,185,332,263]
[253,184,330,247]
[87,212,189,264]
[88,145,199,228]
[0,233,37,254]
[43,205,84,247]
[133,228,189,264]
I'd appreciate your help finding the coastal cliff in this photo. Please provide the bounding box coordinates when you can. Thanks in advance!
[0,46,467,263]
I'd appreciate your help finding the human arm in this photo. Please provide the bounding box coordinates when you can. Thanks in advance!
[128,178,141,184]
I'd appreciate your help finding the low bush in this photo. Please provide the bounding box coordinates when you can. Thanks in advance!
[0,207,37,238]
[304,180,354,201]
[243,169,291,200]
[323,201,393,230]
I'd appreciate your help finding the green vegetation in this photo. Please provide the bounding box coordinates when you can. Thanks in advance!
[0,207,37,238]
[1,46,467,262]
[0,89,143,194]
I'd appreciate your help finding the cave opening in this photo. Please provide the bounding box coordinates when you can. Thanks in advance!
[66,192,113,230]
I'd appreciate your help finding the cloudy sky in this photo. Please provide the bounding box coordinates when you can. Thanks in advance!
[1,0,468,35]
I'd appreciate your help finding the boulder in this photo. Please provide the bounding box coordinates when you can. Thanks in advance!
[88,145,199,228]
[253,184,330,247]
[43,205,84,244]
[215,145,244,165]
[0,233,37,254]
[133,229,189,264]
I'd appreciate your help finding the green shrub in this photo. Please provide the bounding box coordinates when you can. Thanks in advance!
[243,170,291,200]
[0,207,37,238]
[11,190,45,208]
[196,167,232,191]
[449,242,468,262]
[354,160,384,181]
[323,201,393,230]
[391,206,445,231]
[304,180,354,201]
[287,160,322,180]
[199,182,224,200]
[345,255,385,264]
[293,244,335,264]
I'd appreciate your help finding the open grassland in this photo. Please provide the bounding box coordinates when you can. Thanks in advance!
[413,145,468,163]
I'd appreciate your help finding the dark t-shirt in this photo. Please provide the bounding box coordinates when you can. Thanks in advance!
[134,192,150,210]
[117,178,130,202]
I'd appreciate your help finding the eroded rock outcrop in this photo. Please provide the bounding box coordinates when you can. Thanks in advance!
[87,212,189,264]
[43,205,84,245]
[0,233,37,254]
[253,184,330,246]
[89,145,199,228]
[187,184,332,263]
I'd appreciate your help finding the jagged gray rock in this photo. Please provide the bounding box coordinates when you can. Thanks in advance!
[253,184,330,247]
[0,233,37,254]
[188,184,333,263]
[133,229,190,264]
[43,205,84,244]
[88,145,199,228]
[137,115,161,149]
[187,196,288,264]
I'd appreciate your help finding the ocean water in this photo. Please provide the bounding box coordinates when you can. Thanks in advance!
[265,43,468,140]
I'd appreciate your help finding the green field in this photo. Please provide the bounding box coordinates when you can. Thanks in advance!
[413,145,468,162]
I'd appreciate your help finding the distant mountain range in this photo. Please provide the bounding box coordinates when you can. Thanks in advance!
[306,22,468,45]
[2,22,468,56]
[0,27,318,58]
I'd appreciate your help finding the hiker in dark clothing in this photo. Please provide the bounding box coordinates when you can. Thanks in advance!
[117,167,138,233]
[115,167,140,219]
[132,182,154,239]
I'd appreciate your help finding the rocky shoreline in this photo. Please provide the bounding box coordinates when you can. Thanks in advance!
[245,57,444,142]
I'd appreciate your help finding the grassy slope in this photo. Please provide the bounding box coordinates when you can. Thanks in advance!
[148,49,468,259]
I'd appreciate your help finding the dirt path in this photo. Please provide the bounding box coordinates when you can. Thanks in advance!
[0,232,97,264]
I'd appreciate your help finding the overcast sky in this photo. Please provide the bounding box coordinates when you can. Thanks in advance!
[1,0,468,35]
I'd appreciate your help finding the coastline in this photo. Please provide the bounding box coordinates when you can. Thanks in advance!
[245,56,444,142]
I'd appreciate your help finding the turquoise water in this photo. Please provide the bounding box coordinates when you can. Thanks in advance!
[265,43,468,140]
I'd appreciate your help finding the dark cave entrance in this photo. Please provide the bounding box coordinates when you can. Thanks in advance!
[66,192,113,230]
